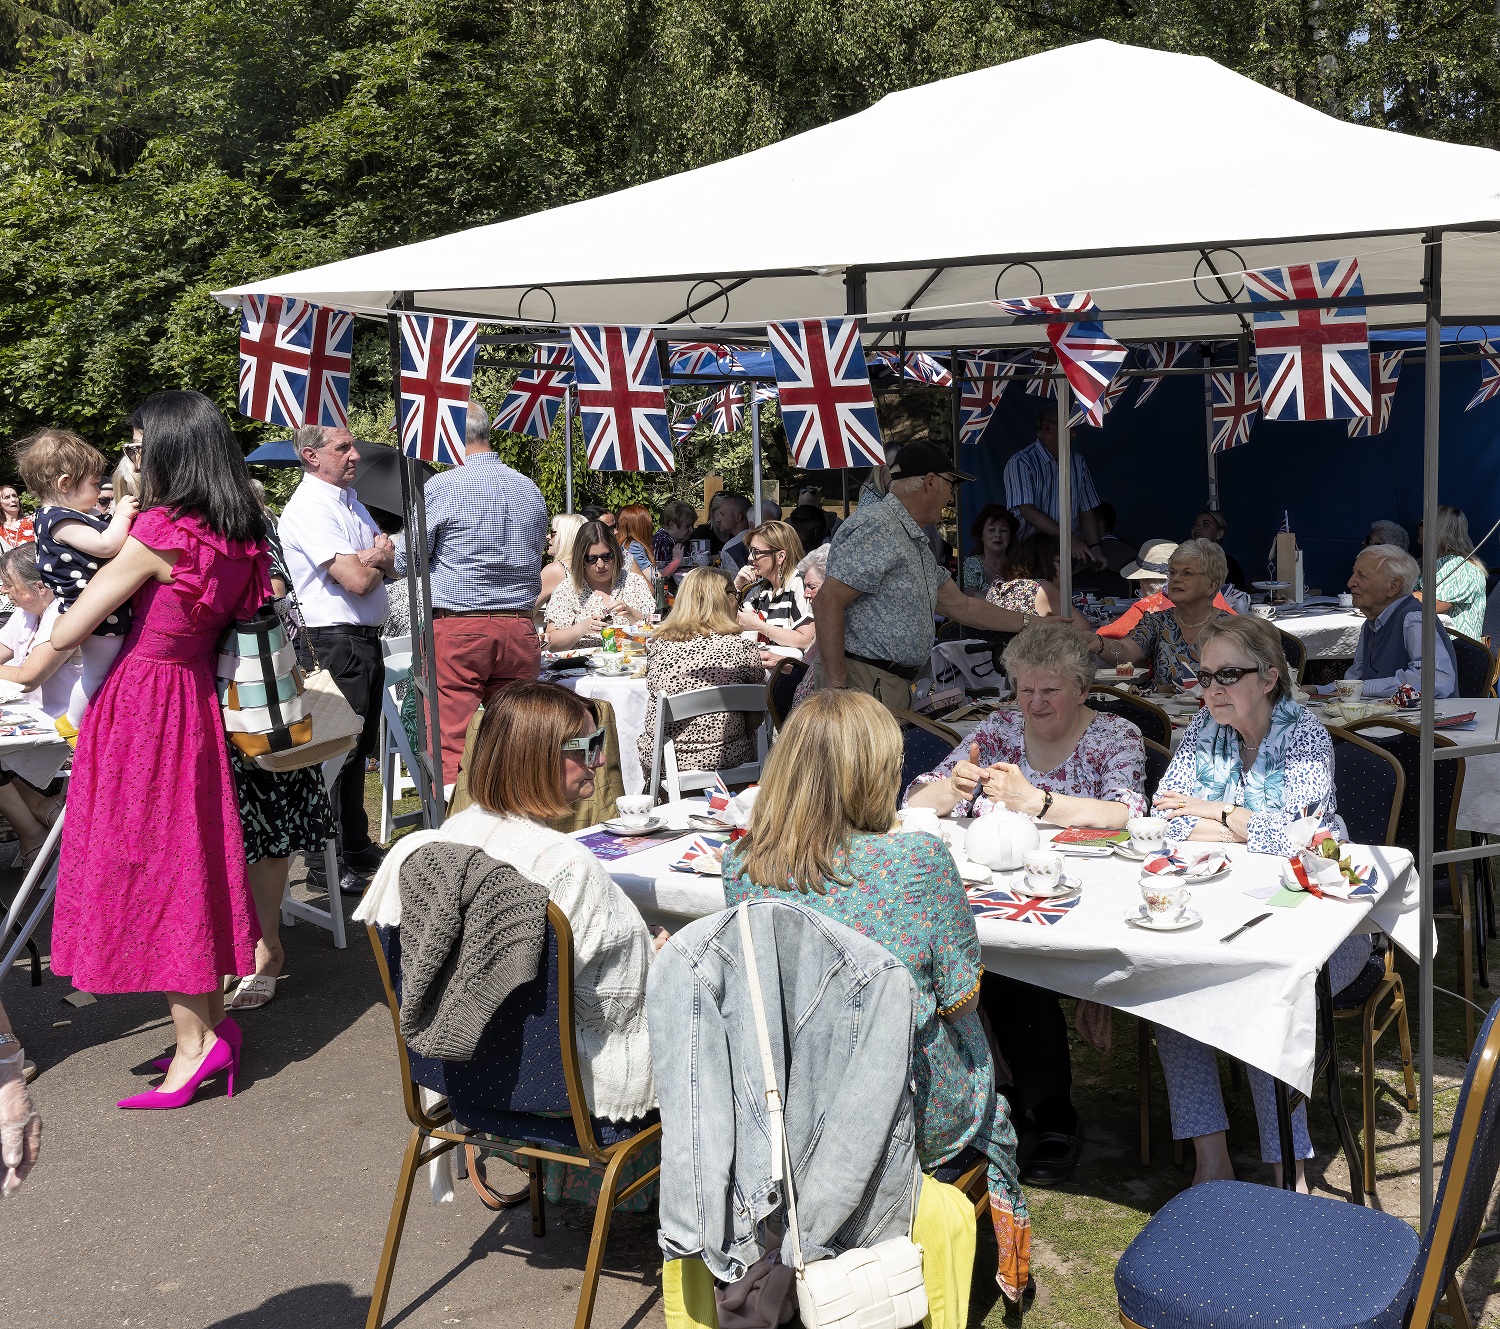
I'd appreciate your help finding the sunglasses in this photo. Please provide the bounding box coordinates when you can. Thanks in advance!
[747,546,777,562]
[561,725,607,765]
[584,552,616,566]
[1194,666,1256,688]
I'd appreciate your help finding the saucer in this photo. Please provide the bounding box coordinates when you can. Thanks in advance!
[1126,905,1202,931]
[1014,872,1081,899]
[951,858,992,885]
[1112,843,1155,861]
[602,817,666,837]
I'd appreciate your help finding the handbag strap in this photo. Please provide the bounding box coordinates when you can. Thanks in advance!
[282,588,323,673]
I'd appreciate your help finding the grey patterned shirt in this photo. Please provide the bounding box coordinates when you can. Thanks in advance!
[826,491,949,668]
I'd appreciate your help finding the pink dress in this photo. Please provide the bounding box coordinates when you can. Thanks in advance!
[51,509,271,994]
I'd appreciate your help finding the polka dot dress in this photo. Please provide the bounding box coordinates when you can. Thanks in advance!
[33,505,131,635]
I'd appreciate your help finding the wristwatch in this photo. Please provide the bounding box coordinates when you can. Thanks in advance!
[1220,805,1233,827]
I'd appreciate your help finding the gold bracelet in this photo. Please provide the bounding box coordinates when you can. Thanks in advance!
[938,968,985,1017]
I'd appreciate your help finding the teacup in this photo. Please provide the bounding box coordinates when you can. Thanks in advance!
[1127,816,1169,853]
[1334,679,1360,701]
[1140,879,1191,920]
[1251,605,1276,620]
[614,795,654,827]
[1338,592,1355,609]
[896,806,942,836]
[1022,849,1064,894]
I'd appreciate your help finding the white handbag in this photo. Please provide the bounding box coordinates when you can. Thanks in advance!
[735,901,927,1329]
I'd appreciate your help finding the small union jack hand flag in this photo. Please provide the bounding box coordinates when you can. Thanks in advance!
[494,344,573,440]
[966,886,1081,927]
[1465,342,1500,412]
[766,318,883,469]
[707,775,734,814]
[571,325,674,472]
[1244,258,1372,422]
[397,313,479,466]
[667,343,742,377]
[1135,341,1194,407]
[706,383,745,434]
[1349,350,1404,437]
[1279,510,1292,533]
[1209,370,1261,452]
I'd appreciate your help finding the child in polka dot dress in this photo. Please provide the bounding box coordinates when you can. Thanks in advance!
[16,428,137,733]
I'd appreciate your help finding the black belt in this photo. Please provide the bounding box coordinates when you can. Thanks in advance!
[307,624,383,640]
[845,651,921,681]
[432,608,533,619]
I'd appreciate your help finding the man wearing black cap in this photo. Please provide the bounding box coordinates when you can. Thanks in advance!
[815,442,1092,706]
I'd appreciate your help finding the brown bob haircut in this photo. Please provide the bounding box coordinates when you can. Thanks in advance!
[466,680,600,822]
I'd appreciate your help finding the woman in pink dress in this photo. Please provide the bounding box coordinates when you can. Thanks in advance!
[50,390,270,1110]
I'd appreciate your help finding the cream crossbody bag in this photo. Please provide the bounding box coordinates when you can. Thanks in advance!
[735,901,927,1329]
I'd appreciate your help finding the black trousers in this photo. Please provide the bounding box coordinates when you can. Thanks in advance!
[981,972,1077,1134]
[307,626,384,855]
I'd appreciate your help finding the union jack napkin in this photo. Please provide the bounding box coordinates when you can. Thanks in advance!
[1141,850,1230,878]
[670,835,727,874]
[966,887,1080,926]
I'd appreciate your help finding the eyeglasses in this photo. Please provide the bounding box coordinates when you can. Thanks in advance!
[561,726,607,765]
[747,546,777,563]
[1194,666,1256,688]
[584,552,616,566]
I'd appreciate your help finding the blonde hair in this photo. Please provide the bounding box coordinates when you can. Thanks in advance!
[743,520,806,588]
[1000,620,1095,695]
[1198,615,1292,703]
[551,512,585,567]
[1170,538,1228,591]
[15,428,108,502]
[733,690,903,894]
[112,451,141,501]
[655,567,739,641]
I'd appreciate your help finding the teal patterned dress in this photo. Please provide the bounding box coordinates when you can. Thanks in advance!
[722,830,1032,1300]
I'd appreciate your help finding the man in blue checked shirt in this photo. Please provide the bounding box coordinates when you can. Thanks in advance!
[390,402,548,785]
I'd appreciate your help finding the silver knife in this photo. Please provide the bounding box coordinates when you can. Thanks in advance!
[1220,912,1272,944]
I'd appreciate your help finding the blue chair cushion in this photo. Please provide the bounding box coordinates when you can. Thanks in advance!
[1116,1181,1420,1329]
[1332,950,1389,1012]
[451,1101,658,1154]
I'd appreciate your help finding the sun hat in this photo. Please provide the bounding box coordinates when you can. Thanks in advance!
[1122,538,1178,580]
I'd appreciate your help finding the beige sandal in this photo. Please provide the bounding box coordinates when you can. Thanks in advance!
[227,972,282,1010]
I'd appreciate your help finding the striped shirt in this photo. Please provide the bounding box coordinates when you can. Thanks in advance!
[1003,440,1101,539]
[743,573,814,632]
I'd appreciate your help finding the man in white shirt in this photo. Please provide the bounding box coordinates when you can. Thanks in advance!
[280,424,395,876]
[1344,544,1457,699]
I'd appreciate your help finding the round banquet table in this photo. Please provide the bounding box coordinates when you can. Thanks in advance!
[1271,604,1454,662]
[559,671,650,795]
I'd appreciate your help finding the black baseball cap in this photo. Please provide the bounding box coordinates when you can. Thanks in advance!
[887,442,975,484]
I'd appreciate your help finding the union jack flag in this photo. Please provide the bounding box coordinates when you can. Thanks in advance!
[868,349,953,387]
[1069,372,1131,428]
[1046,301,1128,428]
[1135,341,1194,407]
[1244,258,1372,421]
[1209,370,1261,452]
[958,357,1005,446]
[1348,350,1404,437]
[238,296,353,429]
[571,325,674,472]
[967,887,1081,927]
[765,318,883,469]
[671,396,708,442]
[1465,342,1500,411]
[1022,346,1059,398]
[397,313,479,466]
[706,383,744,434]
[494,344,572,440]
[667,343,741,377]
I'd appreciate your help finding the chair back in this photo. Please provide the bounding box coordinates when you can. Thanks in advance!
[1407,998,1500,1325]
[1088,685,1172,749]
[1450,631,1498,698]
[1276,629,1308,683]
[934,619,967,643]
[1142,738,1172,804]
[891,709,961,801]
[765,656,809,733]
[1342,719,1462,856]
[1327,726,1405,845]
[648,684,769,801]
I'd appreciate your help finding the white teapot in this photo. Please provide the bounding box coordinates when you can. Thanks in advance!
[963,806,1040,872]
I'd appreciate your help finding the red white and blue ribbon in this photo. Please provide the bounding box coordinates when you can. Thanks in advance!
[571,325,674,472]
[966,887,1081,926]
[494,344,572,440]
[397,313,479,466]
[238,296,352,429]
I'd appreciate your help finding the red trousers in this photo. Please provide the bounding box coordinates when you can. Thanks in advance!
[432,614,542,781]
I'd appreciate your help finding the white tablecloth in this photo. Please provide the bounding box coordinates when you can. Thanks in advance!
[585,801,1422,1095]
[1353,698,1500,836]
[1272,606,1455,662]
[561,673,650,795]
[0,699,70,789]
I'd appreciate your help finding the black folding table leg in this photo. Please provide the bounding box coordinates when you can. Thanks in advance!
[1274,1080,1297,1189]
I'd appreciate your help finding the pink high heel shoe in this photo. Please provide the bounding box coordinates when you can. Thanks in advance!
[151,1016,240,1074]
[120,1036,236,1110]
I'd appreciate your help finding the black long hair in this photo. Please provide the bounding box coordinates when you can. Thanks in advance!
[135,391,266,543]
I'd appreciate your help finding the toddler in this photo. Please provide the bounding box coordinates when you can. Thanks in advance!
[15,428,137,733]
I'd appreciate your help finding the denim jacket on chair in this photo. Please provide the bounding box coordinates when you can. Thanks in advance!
[646,898,920,1283]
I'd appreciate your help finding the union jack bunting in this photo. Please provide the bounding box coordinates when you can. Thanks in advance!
[753,383,780,405]
[992,292,1127,425]
[868,349,953,387]
[1244,258,1372,421]
[966,887,1081,927]
[397,313,479,466]
[1022,346,1059,398]
[493,344,573,440]
[1069,372,1131,428]
[570,325,674,472]
[706,383,744,434]
[238,296,353,429]
[667,343,741,377]
[765,318,882,469]
[1135,341,1194,407]
[1348,350,1404,437]
[958,357,1005,446]
[1465,342,1500,411]
[1209,370,1261,452]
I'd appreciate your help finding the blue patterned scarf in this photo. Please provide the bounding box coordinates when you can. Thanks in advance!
[1191,697,1304,813]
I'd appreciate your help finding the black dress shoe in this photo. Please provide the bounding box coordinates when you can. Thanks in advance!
[1021,1129,1083,1186]
[339,868,370,897]
[343,842,386,872]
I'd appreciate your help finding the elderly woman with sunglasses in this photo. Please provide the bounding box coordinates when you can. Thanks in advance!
[543,519,655,651]
[1149,615,1367,1194]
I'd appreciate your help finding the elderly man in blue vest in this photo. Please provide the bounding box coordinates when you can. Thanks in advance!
[1344,543,1457,698]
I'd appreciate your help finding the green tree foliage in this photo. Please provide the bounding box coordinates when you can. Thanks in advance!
[0,0,1496,495]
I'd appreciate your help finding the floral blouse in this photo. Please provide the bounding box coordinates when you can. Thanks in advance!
[986,577,1045,615]
[1127,607,1232,688]
[906,707,1147,820]
[722,830,995,1167]
[1156,704,1340,854]
[961,555,998,595]
[543,570,655,646]
[637,633,765,776]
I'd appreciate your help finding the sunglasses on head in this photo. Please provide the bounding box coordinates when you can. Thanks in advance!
[1195,666,1256,688]
[584,552,616,565]
[561,725,607,765]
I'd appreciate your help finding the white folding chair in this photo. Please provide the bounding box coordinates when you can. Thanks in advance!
[0,806,67,985]
[646,684,769,802]
[378,635,423,843]
[278,753,347,949]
